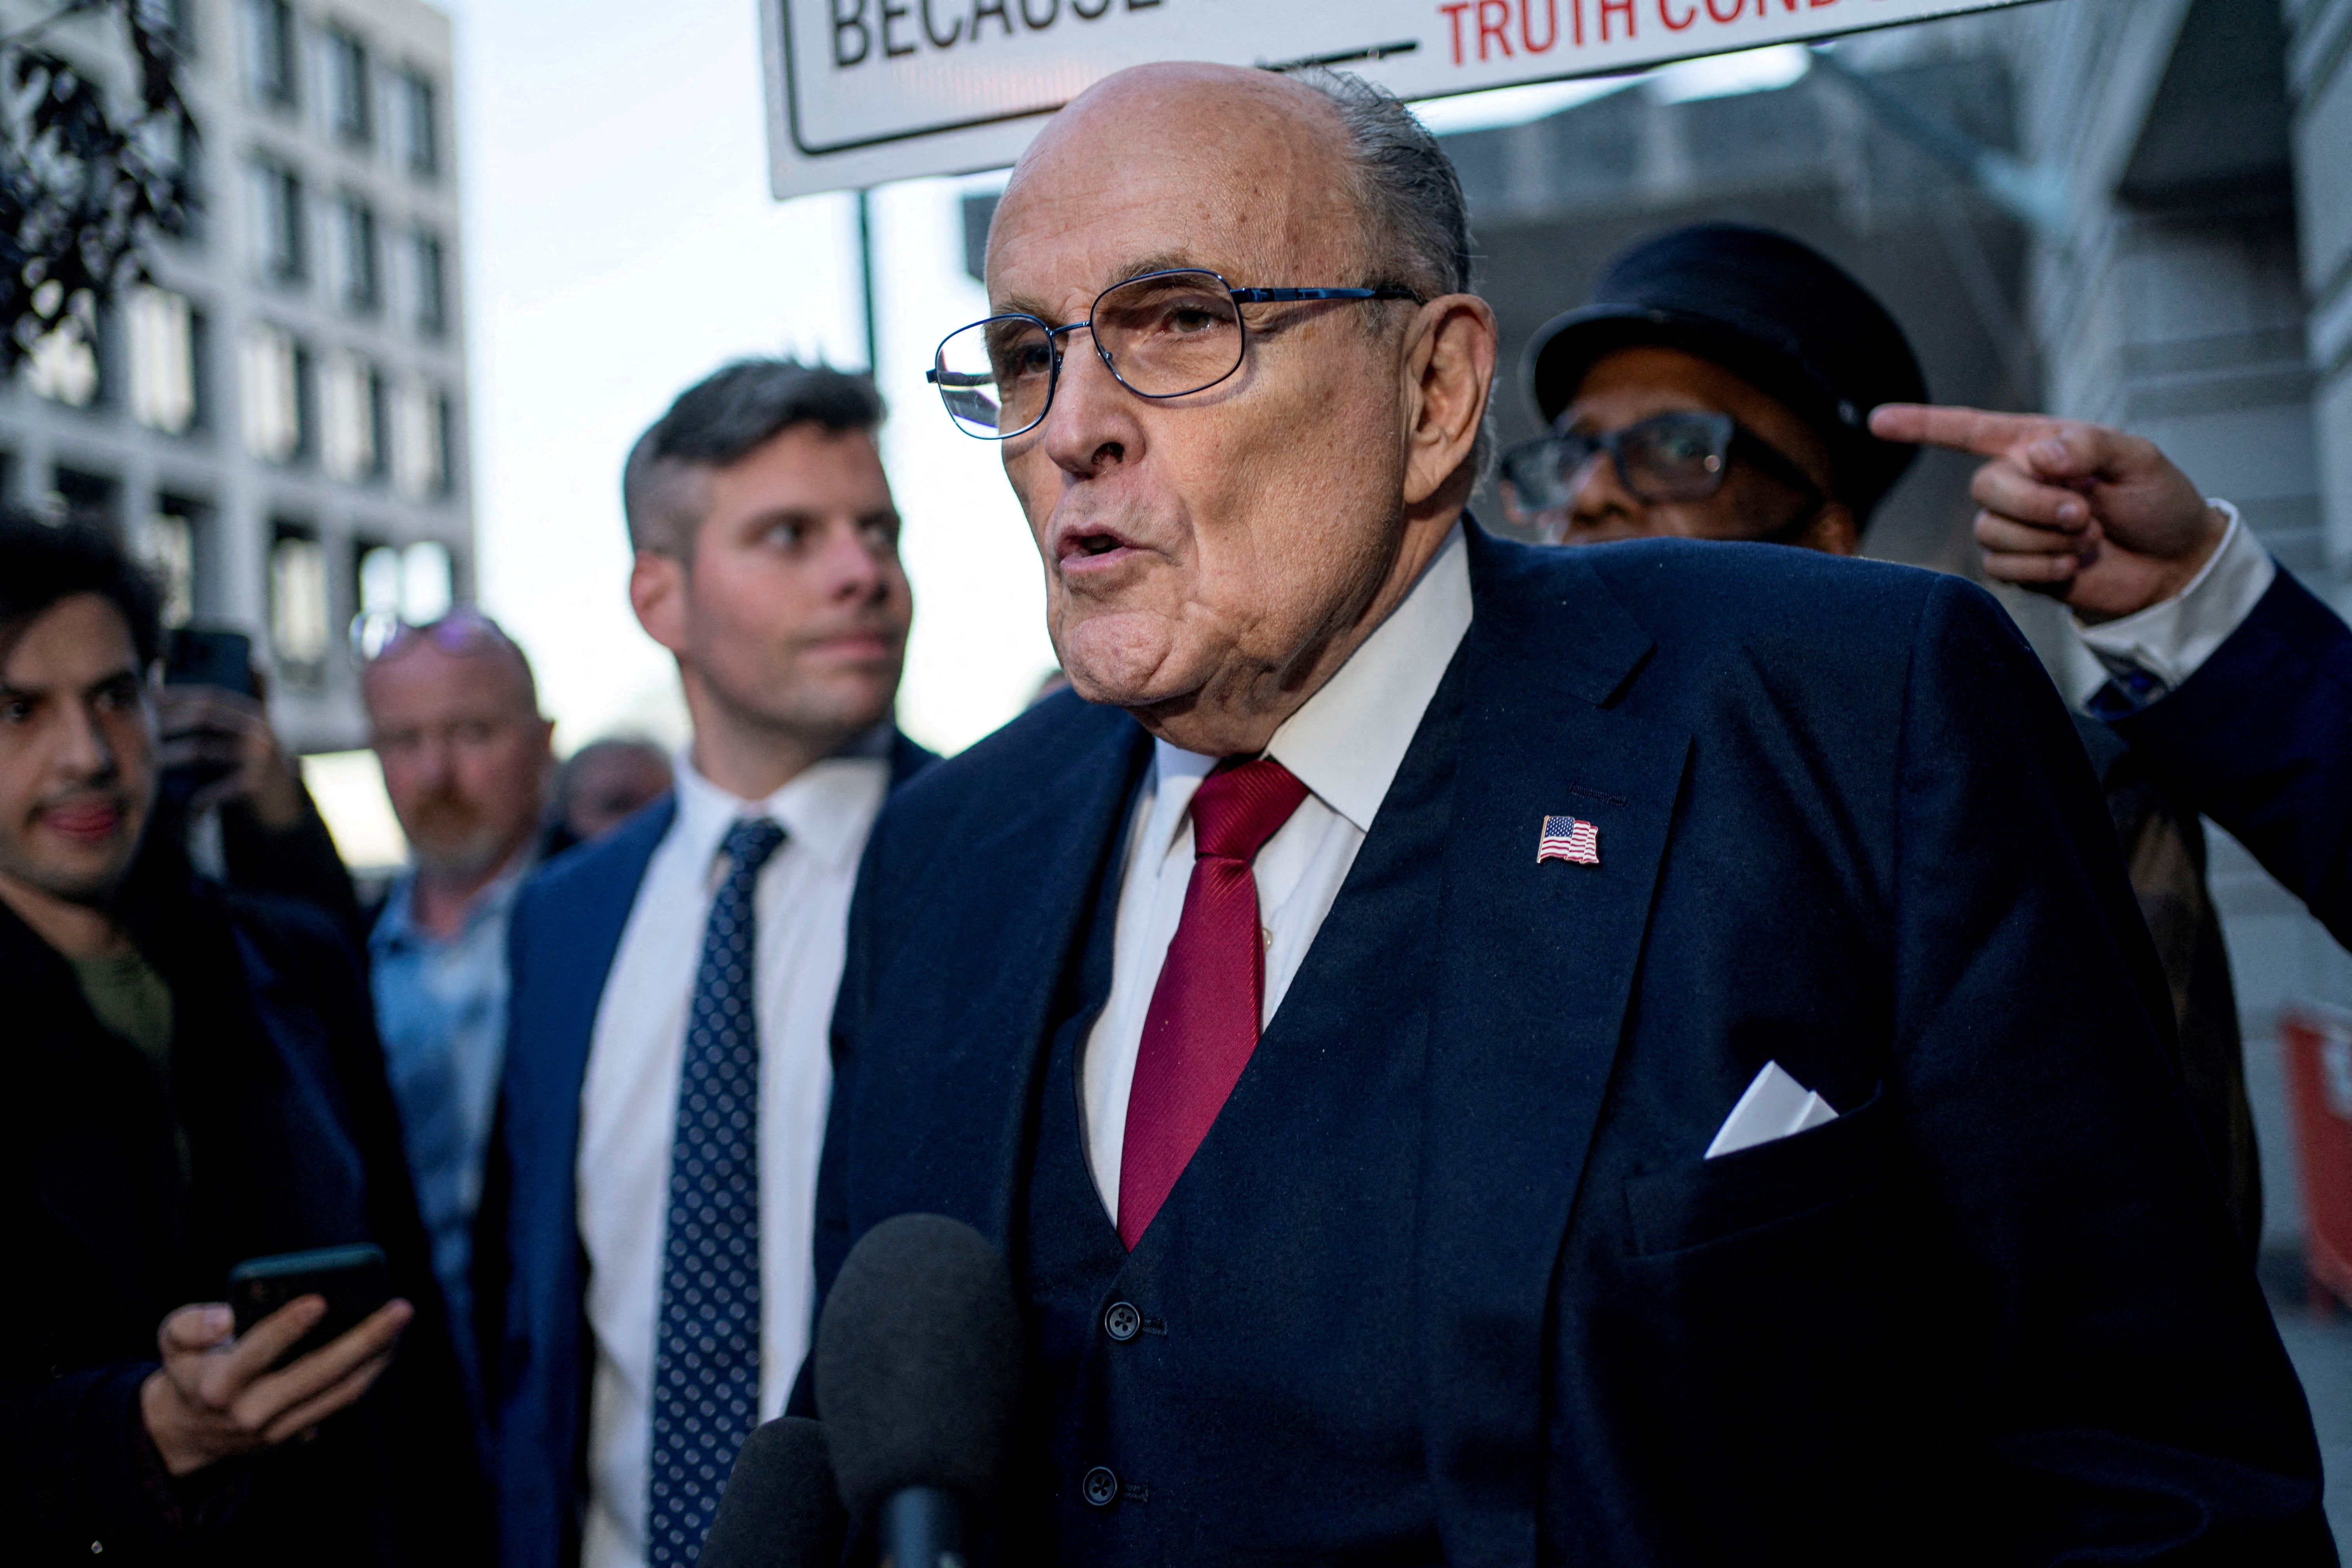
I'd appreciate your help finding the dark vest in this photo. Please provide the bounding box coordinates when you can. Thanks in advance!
[1010,662,1467,1567]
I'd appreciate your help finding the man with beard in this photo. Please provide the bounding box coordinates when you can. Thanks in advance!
[362,611,555,1381]
[479,360,932,1568]
[0,514,486,1564]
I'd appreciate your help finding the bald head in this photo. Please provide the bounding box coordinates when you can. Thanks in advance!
[364,632,554,881]
[1004,65,1359,286]
[976,62,1495,758]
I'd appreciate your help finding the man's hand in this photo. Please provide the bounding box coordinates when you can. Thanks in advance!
[1869,404,2230,624]
[139,1295,413,1477]
[155,686,307,829]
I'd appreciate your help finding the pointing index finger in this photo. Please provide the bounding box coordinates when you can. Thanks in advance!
[1870,402,2060,458]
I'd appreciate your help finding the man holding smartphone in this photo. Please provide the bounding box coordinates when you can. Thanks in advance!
[0,514,486,1564]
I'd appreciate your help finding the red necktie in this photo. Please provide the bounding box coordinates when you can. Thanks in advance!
[1118,757,1310,1249]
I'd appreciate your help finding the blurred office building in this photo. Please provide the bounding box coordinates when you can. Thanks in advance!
[1,0,470,753]
[1428,0,2352,1252]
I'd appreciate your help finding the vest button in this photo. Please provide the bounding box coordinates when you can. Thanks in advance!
[1082,1465,1121,1508]
[1102,1301,1142,1342]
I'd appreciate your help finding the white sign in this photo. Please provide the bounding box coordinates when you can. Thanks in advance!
[760,0,2038,197]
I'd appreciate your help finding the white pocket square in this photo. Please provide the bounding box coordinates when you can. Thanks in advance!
[1704,1060,1839,1159]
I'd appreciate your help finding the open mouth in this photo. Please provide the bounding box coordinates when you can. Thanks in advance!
[1054,520,1144,570]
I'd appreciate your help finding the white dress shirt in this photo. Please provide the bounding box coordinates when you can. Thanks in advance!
[1080,524,1474,1217]
[2067,500,2276,707]
[576,735,891,1568]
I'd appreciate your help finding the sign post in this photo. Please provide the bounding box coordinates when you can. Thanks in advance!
[760,0,2041,199]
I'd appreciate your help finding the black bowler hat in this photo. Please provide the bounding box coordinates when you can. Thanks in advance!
[1523,223,1929,521]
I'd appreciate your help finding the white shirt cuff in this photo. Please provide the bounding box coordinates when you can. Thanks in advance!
[2070,501,2276,707]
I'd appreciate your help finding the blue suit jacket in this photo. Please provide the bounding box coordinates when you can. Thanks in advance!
[2111,568,2352,950]
[814,530,2330,1564]
[478,733,933,1568]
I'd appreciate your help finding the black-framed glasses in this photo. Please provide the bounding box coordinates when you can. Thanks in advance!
[1498,411,1824,521]
[928,267,1424,440]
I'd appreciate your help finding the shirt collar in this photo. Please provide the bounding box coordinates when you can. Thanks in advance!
[1145,522,1473,850]
[372,849,534,955]
[671,722,895,877]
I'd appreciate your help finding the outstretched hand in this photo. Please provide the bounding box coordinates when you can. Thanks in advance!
[1869,404,2229,624]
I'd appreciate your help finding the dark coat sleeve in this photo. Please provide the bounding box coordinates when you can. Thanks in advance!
[1889,577,2330,1559]
[218,784,367,949]
[2111,568,2352,949]
[231,895,496,1566]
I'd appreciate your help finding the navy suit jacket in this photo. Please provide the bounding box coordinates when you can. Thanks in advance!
[815,530,2330,1564]
[2111,568,2352,950]
[478,733,933,1568]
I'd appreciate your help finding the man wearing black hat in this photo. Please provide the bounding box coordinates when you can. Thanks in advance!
[1512,223,2262,1247]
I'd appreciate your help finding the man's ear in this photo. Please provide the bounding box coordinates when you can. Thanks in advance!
[629,549,690,657]
[1401,294,1499,512]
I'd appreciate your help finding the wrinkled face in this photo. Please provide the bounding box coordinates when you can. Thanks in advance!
[0,595,155,908]
[985,66,1429,731]
[366,642,553,879]
[1521,345,1852,554]
[638,425,911,755]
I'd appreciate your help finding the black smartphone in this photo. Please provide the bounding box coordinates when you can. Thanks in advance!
[227,1243,390,1368]
[163,626,256,697]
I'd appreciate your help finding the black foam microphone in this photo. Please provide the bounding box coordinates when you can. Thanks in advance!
[814,1214,1023,1568]
[695,1416,848,1568]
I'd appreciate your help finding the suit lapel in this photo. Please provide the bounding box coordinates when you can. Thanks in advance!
[860,704,1149,1254]
[1420,530,1691,1566]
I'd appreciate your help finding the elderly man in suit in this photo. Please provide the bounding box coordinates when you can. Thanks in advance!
[807,61,2330,1565]
[479,361,932,1568]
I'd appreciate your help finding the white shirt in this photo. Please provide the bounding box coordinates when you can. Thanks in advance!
[1080,524,1474,1216]
[2067,500,2276,707]
[575,735,891,1568]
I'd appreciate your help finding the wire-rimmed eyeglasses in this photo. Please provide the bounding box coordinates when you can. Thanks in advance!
[928,267,1424,440]
[1497,412,1825,541]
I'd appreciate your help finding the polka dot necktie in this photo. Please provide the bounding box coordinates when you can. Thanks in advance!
[1118,757,1309,1249]
[646,816,788,1567]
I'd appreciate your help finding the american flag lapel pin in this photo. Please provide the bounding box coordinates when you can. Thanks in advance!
[1537,815,1601,867]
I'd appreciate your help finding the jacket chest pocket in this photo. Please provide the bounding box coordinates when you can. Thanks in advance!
[1622,1089,1889,1257]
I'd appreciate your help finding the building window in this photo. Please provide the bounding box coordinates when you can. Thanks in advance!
[240,323,309,463]
[242,0,297,111]
[408,228,446,337]
[24,288,102,408]
[138,0,194,54]
[51,467,123,534]
[332,193,379,312]
[392,377,449,499]
[324,26,371,147]
[243,156,306,285]
[127,285,202,434]
[394,67,437,180]
[270,525,330,681]
[351,537,453,652]
[142,497,208,628]
[321,350,385,481]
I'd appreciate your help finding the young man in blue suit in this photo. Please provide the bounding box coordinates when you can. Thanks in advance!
[808,63,2331,1564]
[1878,401,2352,953]
[478,361,932,1568]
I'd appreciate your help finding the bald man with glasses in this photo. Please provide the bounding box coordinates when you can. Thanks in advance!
[806,64,2329,1566]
